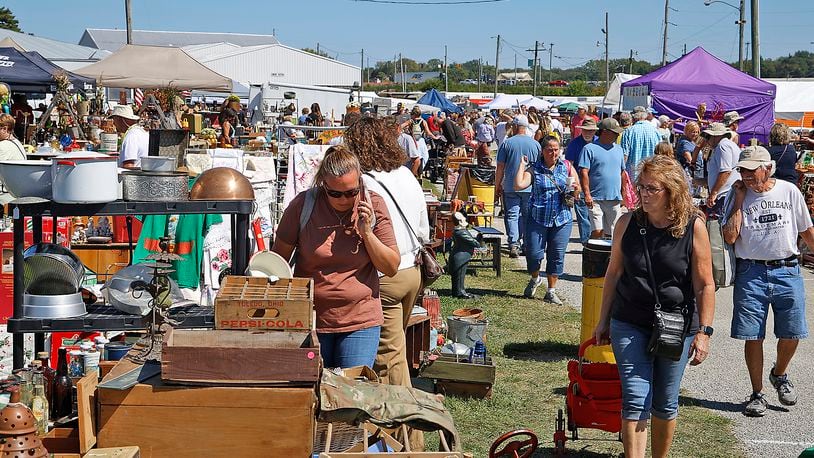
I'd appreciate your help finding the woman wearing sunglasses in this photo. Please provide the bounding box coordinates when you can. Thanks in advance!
[273,145,400,369]
[593,155,715,458]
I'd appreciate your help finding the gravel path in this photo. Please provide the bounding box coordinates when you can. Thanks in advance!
[491,214,814,457]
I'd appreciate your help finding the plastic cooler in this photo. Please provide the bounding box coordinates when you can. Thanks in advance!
[580,239,615,363]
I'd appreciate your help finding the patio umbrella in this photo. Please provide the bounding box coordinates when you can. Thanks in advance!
[556,101,585,113]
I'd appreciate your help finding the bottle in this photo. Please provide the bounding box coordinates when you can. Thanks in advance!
[37,352,55,406]
[52,347,74,420]
[469,340,487,365]
[17,368,33,408]
[31,372,49,435]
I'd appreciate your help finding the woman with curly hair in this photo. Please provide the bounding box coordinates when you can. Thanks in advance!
[593,155,715,458]
[344,116,430,388]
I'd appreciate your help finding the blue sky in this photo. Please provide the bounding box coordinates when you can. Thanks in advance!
[5,0,812,69]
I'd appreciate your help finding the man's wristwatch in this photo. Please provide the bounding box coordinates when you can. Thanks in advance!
[699,325,714,336]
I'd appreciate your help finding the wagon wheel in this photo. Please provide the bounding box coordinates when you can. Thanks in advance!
[553,409,568,456]
[489,429,539,458]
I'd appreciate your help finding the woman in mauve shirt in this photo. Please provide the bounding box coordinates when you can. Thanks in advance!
[273,146,400,369]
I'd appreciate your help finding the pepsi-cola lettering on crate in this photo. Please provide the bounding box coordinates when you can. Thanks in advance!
[215,276,313,331]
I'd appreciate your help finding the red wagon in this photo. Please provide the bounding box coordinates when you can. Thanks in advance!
[554,337,622,454]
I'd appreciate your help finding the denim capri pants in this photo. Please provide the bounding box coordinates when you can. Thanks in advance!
[525,219,572,275]
[610,318,694,421]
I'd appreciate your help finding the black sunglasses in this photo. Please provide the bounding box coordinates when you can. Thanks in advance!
[323,186,360,198]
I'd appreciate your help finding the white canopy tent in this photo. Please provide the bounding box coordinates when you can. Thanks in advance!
[768,79,814,122]
[76,44,232,91]
[603,73,640,109]
[519,96,552,111]
[481,93,533,110]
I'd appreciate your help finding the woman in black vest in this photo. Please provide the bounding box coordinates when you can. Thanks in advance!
[593,155,716,458]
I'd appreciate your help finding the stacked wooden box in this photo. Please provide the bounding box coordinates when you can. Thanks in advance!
[97,276,320,457]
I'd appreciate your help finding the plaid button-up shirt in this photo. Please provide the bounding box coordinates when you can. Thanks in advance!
[529,159,574,227]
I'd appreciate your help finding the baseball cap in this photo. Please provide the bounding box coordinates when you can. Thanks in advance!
[736,145,775,174]
[512,114,529,127]
[598,118,624,135]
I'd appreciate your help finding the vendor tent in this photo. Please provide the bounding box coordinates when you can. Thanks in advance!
[768,79,814,123]
[482,93,533,110]
[416,89,462,113]
[76,44,232,91]
[0,37,25,52]
[621,47,775,141]
[603,73,639,109]
[25,51,95,91]
[519,96,552,111]
[0,47,89,92]
[556,101,585,113]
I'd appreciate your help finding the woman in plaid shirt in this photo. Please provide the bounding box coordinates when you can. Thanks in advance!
[515,136,581,304]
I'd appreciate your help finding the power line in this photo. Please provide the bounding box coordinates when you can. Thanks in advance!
[351,0,506,4]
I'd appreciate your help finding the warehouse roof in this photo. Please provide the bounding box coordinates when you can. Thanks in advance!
[0,29,110,63]
[79,29,280,52]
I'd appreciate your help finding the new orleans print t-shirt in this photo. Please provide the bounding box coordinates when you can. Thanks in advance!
[734,179,813,260]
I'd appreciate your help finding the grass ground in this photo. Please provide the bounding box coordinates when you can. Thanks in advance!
[420,256,744,457]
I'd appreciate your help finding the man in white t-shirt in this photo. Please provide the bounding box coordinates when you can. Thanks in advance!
[110,105,149,169]
[704,122,741,217]
[723,145,814,418]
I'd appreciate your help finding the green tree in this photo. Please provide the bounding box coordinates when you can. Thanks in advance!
[0,7,21,33]
[301,48,333,60]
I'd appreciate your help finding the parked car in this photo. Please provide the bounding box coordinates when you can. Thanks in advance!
[459,79,478,85]
[548,80,569,87]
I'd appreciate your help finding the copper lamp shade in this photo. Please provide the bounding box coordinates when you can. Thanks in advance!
[189,167,255,201]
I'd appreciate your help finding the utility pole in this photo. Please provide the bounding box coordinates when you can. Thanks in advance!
[738,0,745,71]
[661,0,670,66]
[366,57,370,83]
[360,48,364,98]
[514,53,517,84]
[317,43,320,54]
[751,0,760,77]
[549,43,554,83]
[494,35,500,99]
[683,43,687,56]
[604,13,609,92]
[529,41,540,97]
[400,53,406,93]
[628,49,634,73]
[125,0,133,45]
[478,57,482,92]
[444,45,448,93]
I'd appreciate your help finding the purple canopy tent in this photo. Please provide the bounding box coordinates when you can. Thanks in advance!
[621,47,775,143]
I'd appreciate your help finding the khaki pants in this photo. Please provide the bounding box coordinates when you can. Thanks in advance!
[375,265,421,386]
[376,265,424,450]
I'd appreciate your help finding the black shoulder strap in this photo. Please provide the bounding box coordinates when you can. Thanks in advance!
[638,222,662,310]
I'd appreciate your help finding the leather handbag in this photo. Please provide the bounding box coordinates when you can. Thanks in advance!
[364,173,444,286]
[640,224,688,361]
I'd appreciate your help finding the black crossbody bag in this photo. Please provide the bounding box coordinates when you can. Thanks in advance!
[640,225,689,361]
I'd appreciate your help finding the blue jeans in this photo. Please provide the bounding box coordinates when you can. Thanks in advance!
[573,197,591,244]
[731,261,808,340]
[610,319,694,421]
[318,326,382,369]
[502,191,530,247]
[525,219,572,275]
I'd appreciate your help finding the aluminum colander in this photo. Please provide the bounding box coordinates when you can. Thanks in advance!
[23,244,85,295]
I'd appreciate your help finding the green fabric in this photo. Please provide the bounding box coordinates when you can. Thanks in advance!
[133,214,223,289]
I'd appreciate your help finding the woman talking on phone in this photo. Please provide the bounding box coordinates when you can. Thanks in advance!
[514,135,580,304]
[273,145,400,368]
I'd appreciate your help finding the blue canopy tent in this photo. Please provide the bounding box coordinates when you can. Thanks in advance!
[24,51,95,92]
[0,47,92,93]
[417,89,462,114]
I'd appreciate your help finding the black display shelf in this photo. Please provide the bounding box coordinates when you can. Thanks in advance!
[10,198,252,369]
[7,304,215,333]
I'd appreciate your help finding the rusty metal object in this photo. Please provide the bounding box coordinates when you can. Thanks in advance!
[189,167,254,201]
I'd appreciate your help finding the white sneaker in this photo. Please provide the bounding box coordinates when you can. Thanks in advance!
[523,277,543,298]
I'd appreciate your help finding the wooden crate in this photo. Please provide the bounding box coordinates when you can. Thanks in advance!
[418,354,496,399]
[405,315,431,377]
[215,276,313,331]
[161,327,321,385]
[97,372,316,457]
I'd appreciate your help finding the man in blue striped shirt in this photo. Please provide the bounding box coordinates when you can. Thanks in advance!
[621,106,662,181]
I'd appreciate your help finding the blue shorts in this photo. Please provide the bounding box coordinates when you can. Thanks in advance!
[731,261,808,340]
[610,319,693,421]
